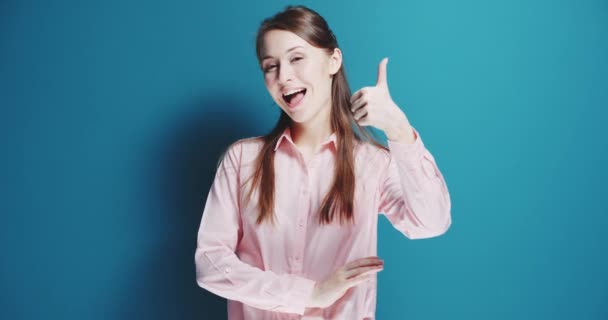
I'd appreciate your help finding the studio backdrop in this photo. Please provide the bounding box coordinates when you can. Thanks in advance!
[1,0,606,319]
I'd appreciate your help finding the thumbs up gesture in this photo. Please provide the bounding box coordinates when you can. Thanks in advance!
[350,57,415,143]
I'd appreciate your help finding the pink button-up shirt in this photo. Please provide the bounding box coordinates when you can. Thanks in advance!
[195,125,451,319]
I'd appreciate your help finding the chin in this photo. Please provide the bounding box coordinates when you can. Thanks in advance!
[277,104,306,122]
[283,111,306,123]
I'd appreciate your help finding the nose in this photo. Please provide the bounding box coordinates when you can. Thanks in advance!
[277,63,294,85]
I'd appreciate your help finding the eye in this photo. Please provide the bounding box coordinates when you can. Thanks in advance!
[264,64,277,73]
[291,57,303,63]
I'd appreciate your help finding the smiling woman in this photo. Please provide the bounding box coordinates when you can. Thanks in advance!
[260,29,338,121]
[194,5,452,320]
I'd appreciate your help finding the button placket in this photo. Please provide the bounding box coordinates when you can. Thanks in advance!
[292,167,311,271]
[307,156,316,170]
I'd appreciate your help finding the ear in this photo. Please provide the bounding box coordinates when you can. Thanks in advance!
[329,48,342,76]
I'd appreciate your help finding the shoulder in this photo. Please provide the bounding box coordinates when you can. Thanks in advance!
[232,136,266,161]
[234,135,265,153]
[219,135,265,168]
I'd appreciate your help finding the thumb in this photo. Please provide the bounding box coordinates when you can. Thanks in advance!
[376,57,389,88]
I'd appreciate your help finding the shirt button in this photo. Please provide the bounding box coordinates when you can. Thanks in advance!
[224,267,231,274]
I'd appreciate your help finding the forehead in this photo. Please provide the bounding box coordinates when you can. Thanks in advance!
[262,30,311,58]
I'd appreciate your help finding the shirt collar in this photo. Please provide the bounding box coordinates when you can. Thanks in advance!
[274,126,337,151]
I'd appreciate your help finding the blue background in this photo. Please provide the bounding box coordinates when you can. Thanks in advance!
[1,0,607,319]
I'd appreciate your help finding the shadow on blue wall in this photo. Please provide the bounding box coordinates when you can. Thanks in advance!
[115,93,260,319]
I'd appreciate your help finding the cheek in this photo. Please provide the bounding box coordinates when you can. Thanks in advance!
[301,63,318,79]
[304,64,326,82]
[264,76,277,92]
[263,73,274,86]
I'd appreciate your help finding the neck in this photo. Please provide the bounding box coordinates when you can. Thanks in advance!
[290,101,333,151]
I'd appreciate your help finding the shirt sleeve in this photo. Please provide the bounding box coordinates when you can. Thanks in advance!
[378,126,452,239]
[194,141,316,315]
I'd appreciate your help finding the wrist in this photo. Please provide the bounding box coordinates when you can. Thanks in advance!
[386,106,408,133]
[387,121,415,143]
[305,282,319,308]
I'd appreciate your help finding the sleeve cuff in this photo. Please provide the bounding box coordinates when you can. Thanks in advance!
[284,276,316,315]
[387,126,425,163]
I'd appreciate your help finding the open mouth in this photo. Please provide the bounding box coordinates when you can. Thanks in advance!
[282,88,307,107]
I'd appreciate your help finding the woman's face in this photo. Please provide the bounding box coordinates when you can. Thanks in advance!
[261,30,341,124]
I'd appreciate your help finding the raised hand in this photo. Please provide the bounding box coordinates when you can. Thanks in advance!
[350,57,414,142]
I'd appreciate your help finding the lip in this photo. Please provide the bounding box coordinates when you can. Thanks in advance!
[281,87,306,95]
[286,90,306,110]
[280,88,307,110]
[285,94,306,110]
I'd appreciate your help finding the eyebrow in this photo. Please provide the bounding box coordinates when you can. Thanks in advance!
[262,46,304,61]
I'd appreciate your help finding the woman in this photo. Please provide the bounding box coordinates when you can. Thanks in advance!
[195,5,451,320]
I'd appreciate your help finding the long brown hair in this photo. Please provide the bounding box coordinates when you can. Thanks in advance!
[228,5,388,226]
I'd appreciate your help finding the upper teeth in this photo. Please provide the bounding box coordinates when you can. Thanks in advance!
[283,88,304,96]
